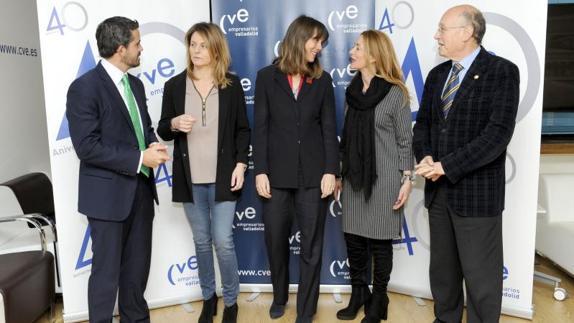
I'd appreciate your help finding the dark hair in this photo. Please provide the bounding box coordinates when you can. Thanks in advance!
[96,16,139,58]
[461,8,486,44]
[275,15,329,79]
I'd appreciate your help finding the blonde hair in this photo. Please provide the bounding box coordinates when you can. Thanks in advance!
[275,15,329,79]
[360,30,410,106]
[185,22,231,88]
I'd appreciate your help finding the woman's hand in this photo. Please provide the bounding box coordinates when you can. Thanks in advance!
[230,163,247,191]
[171,114,196,133]
[256,174,272,198]
[321,174,336,199]
[393,180,412,210]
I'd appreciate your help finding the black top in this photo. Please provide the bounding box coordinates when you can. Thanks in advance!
[157,71,251,202]
[253,64,339,188]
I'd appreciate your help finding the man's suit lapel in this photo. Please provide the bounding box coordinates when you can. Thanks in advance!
[453,48,489,104]
[95,63,136,135]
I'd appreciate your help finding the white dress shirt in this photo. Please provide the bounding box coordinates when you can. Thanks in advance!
[100,59,145,174]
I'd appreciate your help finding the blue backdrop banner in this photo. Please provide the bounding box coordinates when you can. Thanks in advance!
[211,0,375,285]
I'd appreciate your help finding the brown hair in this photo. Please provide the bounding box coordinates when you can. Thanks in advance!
[360,30,410,106]
[275,15,329,79]
[185,22,231,88]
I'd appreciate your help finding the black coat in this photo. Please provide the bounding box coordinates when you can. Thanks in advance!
[253,65,339,188]
[157,71,250,202]
[412,48,520,217]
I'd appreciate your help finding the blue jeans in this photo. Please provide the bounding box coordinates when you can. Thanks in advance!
[183,184,239,306]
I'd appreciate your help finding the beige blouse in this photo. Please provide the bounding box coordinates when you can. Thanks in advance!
[185,77,219,184]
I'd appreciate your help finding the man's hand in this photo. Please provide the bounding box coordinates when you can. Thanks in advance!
[143,143,170,168]
[171,114,196,133]
[415,156,444,181]
[321,174,336,199]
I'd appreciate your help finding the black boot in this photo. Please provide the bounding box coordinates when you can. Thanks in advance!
[380,293,389,320]
[366,238,393,322]
[336,285,371,320]
[198,294,218,323]
[361,292,388,323]
[222,303,238,323]
[340,233,372,320]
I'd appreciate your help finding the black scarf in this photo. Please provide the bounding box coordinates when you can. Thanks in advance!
[341,74,392,200]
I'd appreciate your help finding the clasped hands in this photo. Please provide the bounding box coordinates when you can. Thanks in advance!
[143,142,170,168]
[414,156,445,182]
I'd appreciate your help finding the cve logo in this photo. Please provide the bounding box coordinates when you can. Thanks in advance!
[136,58,175,85]
[327,5,359,31]
[329,199,342,218]
[236,206,256,221]
[330,63,356,80]
[219,8,249,34]
[329,258,350,278]
[240,78,252,92]
[273,40,281,57]
[289,231,301,245]
[167,255,199,286]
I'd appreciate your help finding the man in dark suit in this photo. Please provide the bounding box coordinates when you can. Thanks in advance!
[66,17,169,323]
[413,5,519,323]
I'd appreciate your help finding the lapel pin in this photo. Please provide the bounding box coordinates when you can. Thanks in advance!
[474,74,479,80]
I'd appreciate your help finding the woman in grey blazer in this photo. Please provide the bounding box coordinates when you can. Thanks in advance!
[335,30,414,323]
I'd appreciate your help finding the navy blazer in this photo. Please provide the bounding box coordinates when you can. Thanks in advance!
[253,65,339,188]
[412,48,520,217]
[66,62,158,221]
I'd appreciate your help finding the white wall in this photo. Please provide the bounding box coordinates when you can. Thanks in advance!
[0,0,50,183]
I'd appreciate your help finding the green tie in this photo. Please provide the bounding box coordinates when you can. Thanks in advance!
[122,74,150,177]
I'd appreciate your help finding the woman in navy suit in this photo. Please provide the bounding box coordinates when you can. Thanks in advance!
[253,15,339,323]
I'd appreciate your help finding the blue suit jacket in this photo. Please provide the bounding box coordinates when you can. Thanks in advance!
[66,61,158,221]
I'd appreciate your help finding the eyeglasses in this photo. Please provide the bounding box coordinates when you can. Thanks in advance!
[436,25,468,34]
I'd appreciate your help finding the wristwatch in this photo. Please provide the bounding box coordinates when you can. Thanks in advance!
[401,173,415,184]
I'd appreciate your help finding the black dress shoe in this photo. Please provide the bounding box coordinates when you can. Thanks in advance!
[198,294,218,323]
[222,303,238,323]
[269,302,285,319]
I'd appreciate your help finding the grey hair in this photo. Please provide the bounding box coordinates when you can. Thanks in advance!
[461,8,486,44]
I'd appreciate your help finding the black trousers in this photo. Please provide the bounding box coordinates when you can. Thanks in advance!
[429,185,503,323]
[344,233,392,294]
[262,186,327,317]
[87,175,154,323]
